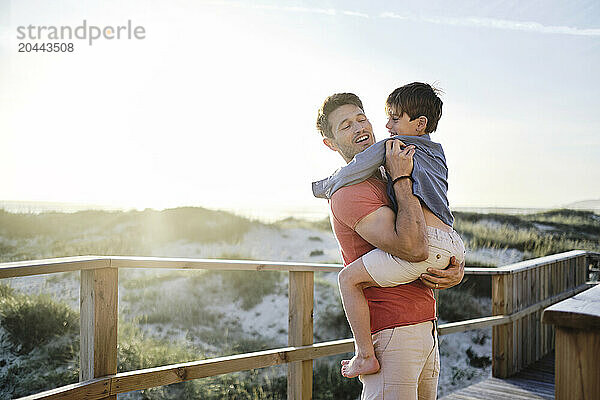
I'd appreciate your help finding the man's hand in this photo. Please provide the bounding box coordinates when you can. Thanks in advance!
[385,139,415,180]
[419,256,464,290]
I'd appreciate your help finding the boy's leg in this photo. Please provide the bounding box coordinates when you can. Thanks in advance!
[363,247,438,287]
[363,227,465,288]
[338,257,380,378]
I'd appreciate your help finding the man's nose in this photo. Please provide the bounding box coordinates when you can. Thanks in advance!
[351,121,363,132]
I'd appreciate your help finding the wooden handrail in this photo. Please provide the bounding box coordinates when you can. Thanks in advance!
[0,249,592,279]
[5,250,596,399]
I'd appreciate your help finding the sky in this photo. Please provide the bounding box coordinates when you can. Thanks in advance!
[1,0,599,218]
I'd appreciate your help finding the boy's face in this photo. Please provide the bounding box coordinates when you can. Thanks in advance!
[386,109,426,136]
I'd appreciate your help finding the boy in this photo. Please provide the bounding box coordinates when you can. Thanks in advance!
[313,82,465,379]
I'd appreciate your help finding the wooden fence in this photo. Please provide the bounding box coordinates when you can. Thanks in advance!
[0,250,597,400]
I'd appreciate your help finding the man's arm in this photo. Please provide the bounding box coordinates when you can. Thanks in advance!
[354,140,428,262]
[420,256,465,289]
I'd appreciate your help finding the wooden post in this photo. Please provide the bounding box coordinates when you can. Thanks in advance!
[543,284,600,400]
[492,273,513,378]
[288,271,314,400]
[80,267,118,400]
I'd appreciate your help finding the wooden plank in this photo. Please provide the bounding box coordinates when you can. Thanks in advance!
[80,268,118,400]
[535,266,541,362]
[16,378,110,400]
[530,268,535,366]
[0,256,109,279]
[512,270,519,374]
[559,260,564,295]
[439,315,511,335]
[111,340,354,394]
[437,284,591,337]
[550,262,557,352]
[555,327,600,400]
[505,273,515,377]
[489,250,587,274]
[556,261,561,301]
[511,283,590,321]
[542,284,600,329]
[577,255,584,285]
[569,258,574,289]
[441,353,556,400]
[492,274,511,378]
[110,256,342,273]
[524,269,531,368]
[513,272,523,371]
[548,262,554,298]
[504,273,514,376]
[541,265,547,357]
[492,275,505,378]
[288,271,314,400]
[575,255,581,286]
[546,264,552,353]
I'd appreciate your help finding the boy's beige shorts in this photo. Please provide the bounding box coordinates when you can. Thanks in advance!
[363,226,466,287]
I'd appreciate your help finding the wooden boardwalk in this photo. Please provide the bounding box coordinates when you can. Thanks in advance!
[441,352,555,400]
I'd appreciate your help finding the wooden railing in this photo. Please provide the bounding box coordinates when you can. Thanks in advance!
[1,250,597,400]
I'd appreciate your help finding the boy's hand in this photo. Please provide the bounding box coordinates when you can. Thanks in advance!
[385,139,415,180]
[420,256,464,289]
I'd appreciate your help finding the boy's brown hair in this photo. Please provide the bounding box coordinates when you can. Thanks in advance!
[316,93,364,139]
[386,83,443,133]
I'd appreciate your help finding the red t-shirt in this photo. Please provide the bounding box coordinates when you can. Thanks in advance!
[330,177,436,334]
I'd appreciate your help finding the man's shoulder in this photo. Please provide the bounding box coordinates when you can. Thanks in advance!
[330,178,389,229]
[331,178,386,203]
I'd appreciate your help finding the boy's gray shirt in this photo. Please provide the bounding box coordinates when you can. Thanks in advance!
[312,134,454,227]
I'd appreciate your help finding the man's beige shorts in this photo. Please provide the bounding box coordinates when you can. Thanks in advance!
[360,320,440,400]
[362,226,466,287]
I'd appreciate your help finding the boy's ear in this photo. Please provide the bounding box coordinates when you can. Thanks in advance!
[323,137,339,152]
[416,116,428,132]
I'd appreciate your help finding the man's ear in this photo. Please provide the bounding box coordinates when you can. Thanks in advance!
[416,116,428,133]
[323,137,339,152]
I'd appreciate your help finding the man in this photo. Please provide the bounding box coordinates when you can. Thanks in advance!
[316,93,464,399]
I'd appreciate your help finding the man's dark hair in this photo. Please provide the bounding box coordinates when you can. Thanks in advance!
[386,83,443,133]
[316,93,364,139]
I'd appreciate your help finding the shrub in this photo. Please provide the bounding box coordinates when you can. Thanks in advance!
[205,270,284,310]
[438,289,488,322]
[117,322,201,373]
[0,283,14,298]
[466,347,491,368]
[0,336,79,398]
[313,358,362,400]
[0,294,79,354]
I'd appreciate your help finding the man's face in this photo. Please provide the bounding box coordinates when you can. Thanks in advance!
[324,104,375,162]
[385,111,421,136]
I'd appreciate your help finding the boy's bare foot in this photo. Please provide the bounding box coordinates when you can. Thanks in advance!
[340,354,380,378]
